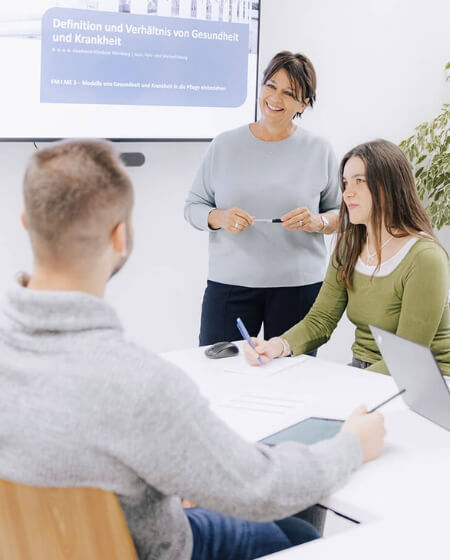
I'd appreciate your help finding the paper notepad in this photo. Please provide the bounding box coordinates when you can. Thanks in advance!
[215,393,307,414]
[211,391,310,441]
[224,355,306,377]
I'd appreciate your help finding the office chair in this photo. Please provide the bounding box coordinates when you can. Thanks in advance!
[0,479,138,560]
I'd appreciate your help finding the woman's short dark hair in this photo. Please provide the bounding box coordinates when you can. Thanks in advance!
[262,51,317,118]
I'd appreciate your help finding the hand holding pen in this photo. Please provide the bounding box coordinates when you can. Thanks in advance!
[207,206,324,234]
[280,206,321,232]
[242,335,289,366]
[342,390,405,461]
[237,319,288,367]
[342,405,386,463]
[208,207,254,233]
[236,318,265,365]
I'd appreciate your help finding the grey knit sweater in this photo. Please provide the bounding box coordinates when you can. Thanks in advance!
[0,277,362,560]
[184,125,341,287]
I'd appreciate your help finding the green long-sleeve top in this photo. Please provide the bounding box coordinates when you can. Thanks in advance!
[283,239,450,375]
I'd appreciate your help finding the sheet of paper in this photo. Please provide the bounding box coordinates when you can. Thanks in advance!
[224,355,306,377]
[216,393,307,414]
[211,391,311,441]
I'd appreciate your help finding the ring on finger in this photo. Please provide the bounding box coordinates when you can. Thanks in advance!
[299,219,303,227]
[234,222,239,229]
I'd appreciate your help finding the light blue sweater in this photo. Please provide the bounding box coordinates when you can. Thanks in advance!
[184,125,341,287]
[0,277,361,560]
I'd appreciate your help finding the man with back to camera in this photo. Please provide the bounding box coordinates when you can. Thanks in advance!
[0,140,385,560]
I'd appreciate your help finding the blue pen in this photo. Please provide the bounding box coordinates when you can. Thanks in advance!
[236,317,264,365]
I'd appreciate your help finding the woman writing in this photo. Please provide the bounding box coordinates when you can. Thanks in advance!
[185,51,340,346]
[244,139,450,375]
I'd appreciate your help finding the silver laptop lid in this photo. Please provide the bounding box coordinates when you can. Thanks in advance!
[370,325,450,431]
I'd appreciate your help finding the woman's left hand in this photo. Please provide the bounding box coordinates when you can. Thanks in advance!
[243,337,283,366]
[281,207,322,232]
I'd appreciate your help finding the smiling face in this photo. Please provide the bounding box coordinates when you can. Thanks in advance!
[342,156,373,226]
[259,69,307,130]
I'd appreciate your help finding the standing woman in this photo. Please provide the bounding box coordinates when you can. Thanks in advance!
[244,139,450,376]
[184,51,341,346]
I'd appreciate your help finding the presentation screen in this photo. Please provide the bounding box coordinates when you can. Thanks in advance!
[0,1,260,140]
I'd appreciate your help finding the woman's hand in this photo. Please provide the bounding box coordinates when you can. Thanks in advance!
[243,337,285,366]
[208,207,255,233]
[281,207,323,232]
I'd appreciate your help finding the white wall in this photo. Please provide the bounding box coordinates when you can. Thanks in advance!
[259,0,449,156]
[0,0,448,359]
[0,140,210,353]
[258,0,449,362]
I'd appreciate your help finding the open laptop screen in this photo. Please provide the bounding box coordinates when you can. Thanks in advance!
[370,326,450,431]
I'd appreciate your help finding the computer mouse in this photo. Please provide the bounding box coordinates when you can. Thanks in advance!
[204,341,239,359]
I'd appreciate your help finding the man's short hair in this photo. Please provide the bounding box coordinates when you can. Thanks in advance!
[23,140,133,258]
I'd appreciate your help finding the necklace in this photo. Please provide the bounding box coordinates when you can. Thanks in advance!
[366,235,393,263]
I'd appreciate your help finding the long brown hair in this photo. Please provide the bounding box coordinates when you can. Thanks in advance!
[335,139,441,289]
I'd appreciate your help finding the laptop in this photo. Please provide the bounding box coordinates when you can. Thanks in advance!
[370,325,450,431]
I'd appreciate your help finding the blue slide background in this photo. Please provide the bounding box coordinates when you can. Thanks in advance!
[40,8,249,108]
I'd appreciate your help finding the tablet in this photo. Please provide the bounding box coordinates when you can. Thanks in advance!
[259,417,344,446]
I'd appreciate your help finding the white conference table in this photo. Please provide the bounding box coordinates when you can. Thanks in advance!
[162,344,450,559]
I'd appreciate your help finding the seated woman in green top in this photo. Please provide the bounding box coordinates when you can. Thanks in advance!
[244,139,450,375]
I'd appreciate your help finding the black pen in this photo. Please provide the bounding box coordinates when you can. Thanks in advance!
[368,389,406,413]
[254,218,282,223]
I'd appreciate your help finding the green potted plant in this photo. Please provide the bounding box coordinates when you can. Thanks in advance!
[399,62,449,230]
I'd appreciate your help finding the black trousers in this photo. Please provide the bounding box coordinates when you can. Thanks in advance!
[199,280,322,347]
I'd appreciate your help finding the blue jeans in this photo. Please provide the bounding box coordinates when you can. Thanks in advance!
[186,507,320,560]
[199,281,322,349]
